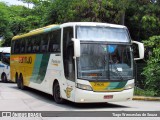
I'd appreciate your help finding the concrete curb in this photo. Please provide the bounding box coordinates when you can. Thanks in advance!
[133,96,160,101]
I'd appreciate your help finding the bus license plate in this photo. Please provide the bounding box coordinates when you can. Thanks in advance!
[104,95,113,99]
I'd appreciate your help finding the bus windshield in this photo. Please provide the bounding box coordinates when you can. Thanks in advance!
[77,26,130,43]
[2,53,10,65]
[77,44,133,81]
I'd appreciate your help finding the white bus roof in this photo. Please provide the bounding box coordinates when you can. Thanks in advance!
[12,22,127,40]
[0,47,11,53]
[60,22,127,29]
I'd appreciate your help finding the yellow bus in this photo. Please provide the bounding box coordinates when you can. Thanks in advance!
[10,22,144,103]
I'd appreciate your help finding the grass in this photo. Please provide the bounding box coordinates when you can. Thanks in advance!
[134,87,155,97]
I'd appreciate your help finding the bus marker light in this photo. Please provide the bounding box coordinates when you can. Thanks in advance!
[104,95,113,99]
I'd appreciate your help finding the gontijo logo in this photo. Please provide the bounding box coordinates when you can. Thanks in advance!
[19,56,32,64]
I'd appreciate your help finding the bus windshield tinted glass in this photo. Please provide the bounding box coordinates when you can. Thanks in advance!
[2,53,10,65]
[77,26,130,42]
[77,44,133,81]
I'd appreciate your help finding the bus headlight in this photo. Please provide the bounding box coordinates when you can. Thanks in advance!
[77,83,93,91]
[124,83,134,90]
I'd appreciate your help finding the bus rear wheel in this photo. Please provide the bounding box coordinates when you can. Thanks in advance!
[1,73,7,83]
[53,82,64,104]
[17,75,25,90]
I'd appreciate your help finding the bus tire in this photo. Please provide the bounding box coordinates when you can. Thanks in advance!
[17,75,21,89]
[1,73,7,83]
[15,73,18,83]
[17,75,25,90]
[53,82,64,104]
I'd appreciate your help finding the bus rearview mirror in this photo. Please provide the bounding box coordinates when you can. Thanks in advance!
[132,41,144,60]
[72,38,81,58]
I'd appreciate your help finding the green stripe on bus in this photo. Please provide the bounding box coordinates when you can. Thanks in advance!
[44,26,60,33]
[105,82,120,90]
[115,81,127,89]
[109,82,119,89]
[36,54,50,84]
[109,82,119,87]
[30,54,43,83]
[105,81,127,90]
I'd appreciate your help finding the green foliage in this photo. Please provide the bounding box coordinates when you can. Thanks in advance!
[125,0,160,41]
[0,2,12,46]
[142,36,160,96]
[1,0,160,46]
[0,3,9,35]
[0,1,43,46]
[134,87,156,97]
[44,0,130,24]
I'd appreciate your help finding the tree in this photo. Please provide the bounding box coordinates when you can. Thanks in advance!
[43,0,130,25]
[125,0,160,41]
[142,36,160,96]
[0,1,43,46]
[0,2,12,46]
[9,5,42,35]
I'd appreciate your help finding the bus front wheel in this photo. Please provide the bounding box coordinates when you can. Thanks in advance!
[1,73,7,83]
[53,82,64,104]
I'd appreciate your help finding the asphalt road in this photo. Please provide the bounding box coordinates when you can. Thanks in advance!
[0,81,159,120]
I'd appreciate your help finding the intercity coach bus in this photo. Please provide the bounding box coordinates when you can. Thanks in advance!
[10,22,144,103]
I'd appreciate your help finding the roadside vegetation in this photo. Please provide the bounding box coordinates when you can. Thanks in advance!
[142,36,160,96]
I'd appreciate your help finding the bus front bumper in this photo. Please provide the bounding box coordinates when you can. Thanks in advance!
[74,88,134,103]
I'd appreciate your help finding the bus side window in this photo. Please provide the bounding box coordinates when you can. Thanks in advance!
[32,37,36,53]
[40,34,49,53]
[53,44,60,52]
[31,38,36,53]
[63,27,75,81]
[42,45,47,52]
[49,30,61,53]
[27,39,32,53]
[36,46,40,52]
[11,41,15,54]
[35,36,40,53]
[20,39,26,53]
[14,40,21,54]
[32,36,40,53]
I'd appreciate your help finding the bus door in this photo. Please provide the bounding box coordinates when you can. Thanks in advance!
[63,27,76,101]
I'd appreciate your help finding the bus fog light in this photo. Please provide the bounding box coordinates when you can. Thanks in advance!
[77,83,92,91]
[124,83,134,90]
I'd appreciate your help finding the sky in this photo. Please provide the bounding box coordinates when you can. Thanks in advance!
[0,0,33,8]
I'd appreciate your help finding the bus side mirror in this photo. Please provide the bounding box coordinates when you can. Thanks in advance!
[72,38,81,58]
[132,41,144,60]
